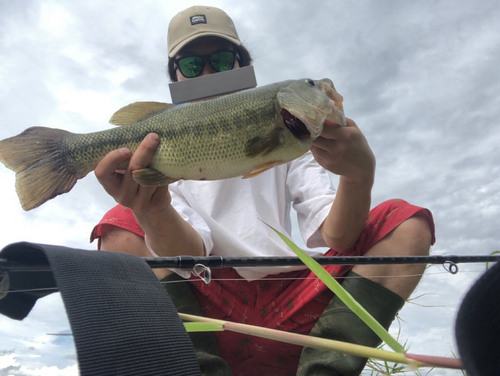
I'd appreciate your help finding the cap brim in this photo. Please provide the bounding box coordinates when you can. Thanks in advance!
[168,33,242,58]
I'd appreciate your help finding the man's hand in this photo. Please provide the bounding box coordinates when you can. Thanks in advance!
[94,133,171,215]
[95,133,205,258]
[311,118,375,185]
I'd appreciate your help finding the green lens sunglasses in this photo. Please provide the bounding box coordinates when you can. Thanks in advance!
[174,51,239,78]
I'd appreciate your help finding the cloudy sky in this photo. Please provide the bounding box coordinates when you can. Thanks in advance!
[1,0,499,375]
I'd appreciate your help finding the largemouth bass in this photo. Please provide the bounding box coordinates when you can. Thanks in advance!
[0,78,345,211]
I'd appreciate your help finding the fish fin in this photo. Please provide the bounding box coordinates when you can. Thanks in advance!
[0,127,83,211]
[244,128,285,158]
[132,168,178,186]
[242,161,281,179]
[109,102,174,126]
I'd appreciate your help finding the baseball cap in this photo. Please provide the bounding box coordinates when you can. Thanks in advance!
[168,6,242,58]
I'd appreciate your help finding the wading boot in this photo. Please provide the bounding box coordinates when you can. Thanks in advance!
[297,271,405,376]
[162,273,232,376]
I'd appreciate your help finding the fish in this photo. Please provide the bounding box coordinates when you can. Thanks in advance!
[0,78,346,211]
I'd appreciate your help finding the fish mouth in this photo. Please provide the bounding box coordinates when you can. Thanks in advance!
[281,109,311,140]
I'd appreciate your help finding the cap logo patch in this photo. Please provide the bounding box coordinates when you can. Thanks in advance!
[190,15,207,25]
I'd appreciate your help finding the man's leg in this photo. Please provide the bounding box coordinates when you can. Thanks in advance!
[101,227,232,376]
[162,274,232,376]
[298,214,432,376]
[352,215,432,300]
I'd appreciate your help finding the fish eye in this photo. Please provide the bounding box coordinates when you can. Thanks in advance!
[306,79,315,86]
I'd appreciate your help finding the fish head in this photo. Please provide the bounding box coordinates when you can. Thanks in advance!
[277,78,346,140]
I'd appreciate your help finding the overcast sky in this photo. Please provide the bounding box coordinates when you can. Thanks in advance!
[1,0,499,375]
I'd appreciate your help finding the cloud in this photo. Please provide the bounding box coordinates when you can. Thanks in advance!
[0,294,77,372]
[0,1,499,375]
[0,351,78,376]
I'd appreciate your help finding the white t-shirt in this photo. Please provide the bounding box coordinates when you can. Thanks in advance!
[168,151,336,281]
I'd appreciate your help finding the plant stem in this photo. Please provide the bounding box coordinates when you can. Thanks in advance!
[180,313,419,367]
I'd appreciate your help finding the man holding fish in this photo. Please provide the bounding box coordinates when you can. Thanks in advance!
[90,7,435,375]
[0,5,435,376]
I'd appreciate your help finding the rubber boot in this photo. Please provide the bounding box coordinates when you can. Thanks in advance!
[297,271,405,376]
[161,273,232,376]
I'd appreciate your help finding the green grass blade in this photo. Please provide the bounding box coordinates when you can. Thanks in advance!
[183,322,224,332]
[269,225,405,353]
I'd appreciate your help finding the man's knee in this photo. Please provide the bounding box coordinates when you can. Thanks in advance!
[101,226,147,255]
[101,226,173,280]
[392,215,432,256]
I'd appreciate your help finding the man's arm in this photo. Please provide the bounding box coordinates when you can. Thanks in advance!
[134,205,205,258]
[319,176,373,251]
[312,118,376,252]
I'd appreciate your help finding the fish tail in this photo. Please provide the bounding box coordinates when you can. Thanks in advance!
[0,126,81,211]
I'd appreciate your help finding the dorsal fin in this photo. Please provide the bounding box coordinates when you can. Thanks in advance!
[109,102,174,126]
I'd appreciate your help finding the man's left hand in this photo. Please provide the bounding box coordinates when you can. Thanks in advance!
[311,118,376,184]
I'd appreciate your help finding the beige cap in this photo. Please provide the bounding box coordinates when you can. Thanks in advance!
[168,6,242,58]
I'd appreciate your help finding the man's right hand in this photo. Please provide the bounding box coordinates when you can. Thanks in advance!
[94,133,172,215]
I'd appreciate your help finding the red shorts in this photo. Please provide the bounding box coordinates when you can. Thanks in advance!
[91,199,435,376]
[90,205,145,248]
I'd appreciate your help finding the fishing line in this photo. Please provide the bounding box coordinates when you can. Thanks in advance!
[173,270,484,283]
[0,270,485,295]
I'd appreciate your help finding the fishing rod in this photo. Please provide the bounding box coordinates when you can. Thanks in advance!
[2,254,499,273]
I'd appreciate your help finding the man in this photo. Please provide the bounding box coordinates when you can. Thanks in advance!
[91,6,435,376]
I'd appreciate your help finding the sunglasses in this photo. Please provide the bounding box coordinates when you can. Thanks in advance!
[174,50,239,78]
